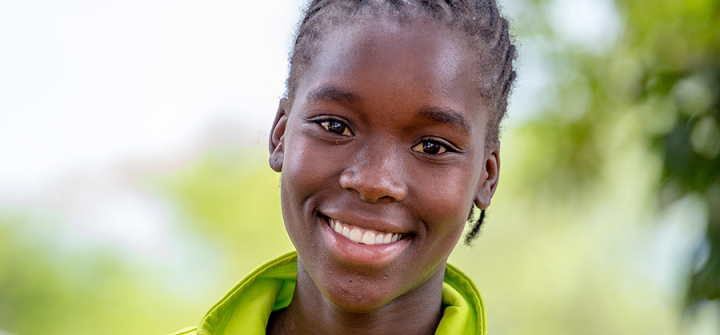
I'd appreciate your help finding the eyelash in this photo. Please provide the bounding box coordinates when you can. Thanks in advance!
[314,118,455,156]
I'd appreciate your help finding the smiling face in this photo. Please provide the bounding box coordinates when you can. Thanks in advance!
[269,18,499,312]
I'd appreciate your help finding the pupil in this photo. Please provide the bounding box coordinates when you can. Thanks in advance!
[329,121,344,133]
[424,142,439,154]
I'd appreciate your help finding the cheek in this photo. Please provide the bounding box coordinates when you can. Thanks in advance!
[280,136,329,253]
[421,170,477,225]
[282,130,333,199]
[279,127,344,236]
[413,164,480,253]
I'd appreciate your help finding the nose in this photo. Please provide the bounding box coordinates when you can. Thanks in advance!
[339,149,408,203]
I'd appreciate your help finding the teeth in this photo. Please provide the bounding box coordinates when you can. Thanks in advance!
[362,231,376,245]
[349,228,362,243]
[334,222,343,234]
[329,218,402,245]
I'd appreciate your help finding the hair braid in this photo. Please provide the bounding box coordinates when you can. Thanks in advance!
[465,208,486,245]
[286,0,516,243]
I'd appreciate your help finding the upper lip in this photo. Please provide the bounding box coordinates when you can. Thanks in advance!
[319,211,412,236]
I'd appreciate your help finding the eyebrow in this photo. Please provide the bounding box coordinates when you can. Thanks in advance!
[418,106,470,134]
[306,86,362,104]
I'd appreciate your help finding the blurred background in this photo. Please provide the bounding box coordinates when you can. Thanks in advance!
[0,0,718,333]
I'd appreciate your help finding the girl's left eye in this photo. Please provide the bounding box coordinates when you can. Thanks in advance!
[319,120,352,136]
[412,140,448,155]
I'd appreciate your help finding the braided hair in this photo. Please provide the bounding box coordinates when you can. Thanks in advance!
[285,0,516,244]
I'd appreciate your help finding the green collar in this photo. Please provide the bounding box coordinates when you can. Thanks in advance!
[173,251,485,335]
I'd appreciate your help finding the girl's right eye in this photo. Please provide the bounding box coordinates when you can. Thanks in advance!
[319,120,352,136]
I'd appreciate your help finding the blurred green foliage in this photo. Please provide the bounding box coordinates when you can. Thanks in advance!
[0,214,200,335]
[162,147,294,278]
[0,149,293,335]
[512,0,720,307]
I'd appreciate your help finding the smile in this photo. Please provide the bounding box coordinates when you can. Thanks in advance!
[328,218,404,245]
[319,214,411,266]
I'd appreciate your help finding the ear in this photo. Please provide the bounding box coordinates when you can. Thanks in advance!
[269,98,289,172]
[474,141,500,210]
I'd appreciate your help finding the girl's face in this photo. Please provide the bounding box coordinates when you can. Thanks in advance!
[270,18,499,312]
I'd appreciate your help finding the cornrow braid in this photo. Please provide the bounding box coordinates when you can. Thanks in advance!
[286,0,516,244]
[465,207,486,245]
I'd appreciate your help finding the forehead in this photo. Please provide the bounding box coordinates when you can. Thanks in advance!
[295,18,487,125]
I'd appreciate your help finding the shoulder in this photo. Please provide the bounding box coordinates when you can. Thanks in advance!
[165,252,298,335]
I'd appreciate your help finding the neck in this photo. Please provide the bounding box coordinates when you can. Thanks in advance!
[267,259,446,335]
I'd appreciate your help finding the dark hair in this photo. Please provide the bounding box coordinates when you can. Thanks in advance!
[286,0,516,244]
[465,207,486,245]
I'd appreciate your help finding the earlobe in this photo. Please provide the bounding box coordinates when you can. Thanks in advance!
[474,141,500,210]
[269,98,289,172]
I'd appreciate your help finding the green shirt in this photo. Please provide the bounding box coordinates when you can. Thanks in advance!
[171,251,486,335]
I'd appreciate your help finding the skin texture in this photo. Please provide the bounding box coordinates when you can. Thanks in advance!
[267,18,500,335]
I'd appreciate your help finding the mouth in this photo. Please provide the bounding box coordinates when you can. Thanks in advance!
[319,214,411,266]
[328,217,405,245]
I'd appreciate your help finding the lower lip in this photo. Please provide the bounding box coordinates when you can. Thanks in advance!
[320,216,411,267]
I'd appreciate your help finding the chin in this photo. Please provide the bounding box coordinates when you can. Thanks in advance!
[322,283,396,313]
[309,267,400,313]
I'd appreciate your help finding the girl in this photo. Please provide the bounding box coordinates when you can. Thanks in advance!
[172,0,515,334]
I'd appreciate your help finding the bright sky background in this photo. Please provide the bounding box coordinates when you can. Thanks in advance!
[0,0,304,199]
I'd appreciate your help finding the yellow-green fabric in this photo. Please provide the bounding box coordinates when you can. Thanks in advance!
[170,251,486,335]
